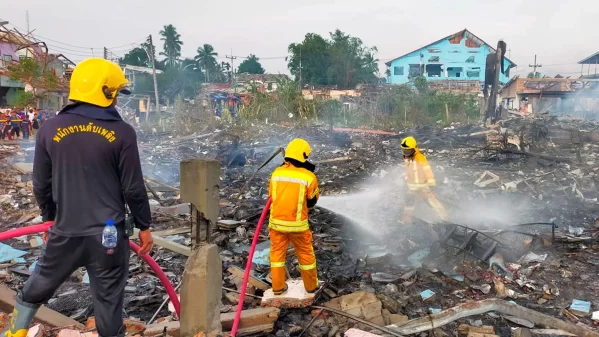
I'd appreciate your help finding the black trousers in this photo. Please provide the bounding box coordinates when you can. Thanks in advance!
[21,229,129,337]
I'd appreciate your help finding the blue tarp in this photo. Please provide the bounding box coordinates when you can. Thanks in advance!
[0,243,26,263]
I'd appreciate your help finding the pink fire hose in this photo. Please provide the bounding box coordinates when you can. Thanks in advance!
[0,221,181,319]
[231,198,272,337]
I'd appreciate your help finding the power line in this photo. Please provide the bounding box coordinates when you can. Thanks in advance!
[5,22,145,52]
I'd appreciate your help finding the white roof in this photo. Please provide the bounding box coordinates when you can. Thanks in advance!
[122,65,163,74]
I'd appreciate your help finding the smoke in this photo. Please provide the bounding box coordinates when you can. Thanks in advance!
[316,157,540,250]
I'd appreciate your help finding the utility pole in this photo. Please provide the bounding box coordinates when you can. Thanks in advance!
[147,35,160,116]
[529,54,542,78]
[486,40,503,125]
[299,48,302,91]
[25,10,29,34]
[225,51,237,85]
[103,47,108,60]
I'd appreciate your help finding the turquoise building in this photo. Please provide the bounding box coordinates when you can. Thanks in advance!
[386,29,516,87]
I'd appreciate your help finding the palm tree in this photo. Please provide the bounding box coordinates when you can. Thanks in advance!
[363,53,379,75]
[159,24,183,68]
[221,62,231,82]
[194,44,218,82]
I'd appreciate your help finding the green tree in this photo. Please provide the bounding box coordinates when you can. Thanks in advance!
[287,30,379,88]
[527,71,542,78]
[159,24,183,68]
[119,47,149,67]
[288,33,330,86]
[194,44,218,82]
[237,54,265,74]
[156,67,201,101]
[2,56,64,104]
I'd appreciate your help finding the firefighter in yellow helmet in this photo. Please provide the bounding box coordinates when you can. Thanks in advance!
[269,138,320,295]
[401,136,448,223]
[1,58,154,337]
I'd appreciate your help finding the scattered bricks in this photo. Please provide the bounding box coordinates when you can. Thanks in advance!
[85,317,96,330]
[144,321,181,337]
[343,328,383,337]
[221,307,280,336]
[261,279,315,308]
[0,312,9,331]
[369,316,385,326]
[467,333,498,337]
[56,329,97,337]
[224,292,252,305]
[512,328,532,337]
[324,291,386,325]
[386,314,408,325]
[377,294,402,314]
[311,309,328,320]
[26,324,43,337]
[56,329,82,337]
[124,318,146,335]
[458,324,495,337]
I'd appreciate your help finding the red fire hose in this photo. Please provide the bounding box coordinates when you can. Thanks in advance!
[231,198,272,337]
[0,221,181,318]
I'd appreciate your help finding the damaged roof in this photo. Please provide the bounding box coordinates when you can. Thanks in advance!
[578,51,599,65]
[384,28,517,67]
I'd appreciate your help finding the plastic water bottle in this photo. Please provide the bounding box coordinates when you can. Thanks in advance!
[102,219,118,248]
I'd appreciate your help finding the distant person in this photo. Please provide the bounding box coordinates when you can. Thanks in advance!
[9,111,20,139]
[268,138,320,295]
[21,116,31,141]
[0,111,7,140]
[31,114,39,137]
[400,136,448,224]
[0,57,154,337]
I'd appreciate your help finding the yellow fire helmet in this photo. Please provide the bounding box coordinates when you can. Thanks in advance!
[400,136,417,150]
[68,58,130,108]
[285,138,312,163]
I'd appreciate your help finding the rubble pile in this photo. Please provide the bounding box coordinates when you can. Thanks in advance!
[0,144,38,230]
[3,116,599,336]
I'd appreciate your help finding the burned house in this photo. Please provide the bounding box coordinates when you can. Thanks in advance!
[385,29,516,92]
[236,73,289,93]
[499,76,599,118]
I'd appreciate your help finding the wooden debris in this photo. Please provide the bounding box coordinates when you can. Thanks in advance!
[228,266,269,291]
[386,299,599,337]
[0,285,84,328]
[144,307,281,337]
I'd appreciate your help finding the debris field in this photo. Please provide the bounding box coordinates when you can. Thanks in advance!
[2,115,599,336]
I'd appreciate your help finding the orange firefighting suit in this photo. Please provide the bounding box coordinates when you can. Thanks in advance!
[402,149,448,223]
[268,162,320,293]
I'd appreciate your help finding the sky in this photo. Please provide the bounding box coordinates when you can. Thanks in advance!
[2,0,599,78]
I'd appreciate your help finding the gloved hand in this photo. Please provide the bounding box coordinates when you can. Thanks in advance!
[41,221,54,243]
[138,229,154,256]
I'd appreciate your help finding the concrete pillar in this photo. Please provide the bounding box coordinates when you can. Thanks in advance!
[180,244,222,337]
[180,159,220,247]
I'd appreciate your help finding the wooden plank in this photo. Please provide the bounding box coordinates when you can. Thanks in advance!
[133,229,191,256]
[220,307,280,331]
[145,307,280,337]
[0,285,84,328]
[227,266,270,291]
[153,228,191,237]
